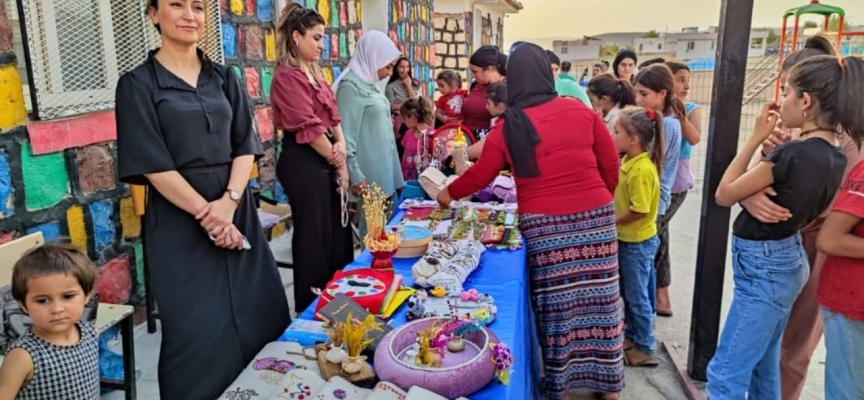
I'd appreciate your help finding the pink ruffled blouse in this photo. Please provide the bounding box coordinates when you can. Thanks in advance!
[271,64,341,144]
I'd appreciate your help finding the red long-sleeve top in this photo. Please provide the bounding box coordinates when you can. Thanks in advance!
[448,97,620,215]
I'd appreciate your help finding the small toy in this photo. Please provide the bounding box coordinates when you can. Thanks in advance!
[460,289,479,302]
[430,286,447,298]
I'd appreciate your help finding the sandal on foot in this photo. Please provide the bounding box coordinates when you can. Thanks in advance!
[594,392,620,400]
[624,349,659,367]
[623,338,635,352]
[657,309,674,317]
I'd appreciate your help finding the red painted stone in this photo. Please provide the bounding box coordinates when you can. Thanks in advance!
[76,144,116,194]
[246,0,255,15]
[245,67,261,98]
[95,256,132,304]
[255,107,274,142]
[0,231,14,245]
[28,112,117,155]
[219,0,227,13]
[258,147,275,184]
[246,25,264,60]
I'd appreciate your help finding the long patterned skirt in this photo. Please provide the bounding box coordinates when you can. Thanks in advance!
[521,203,625,399]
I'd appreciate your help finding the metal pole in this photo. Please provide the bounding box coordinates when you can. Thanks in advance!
[687,0,754,382]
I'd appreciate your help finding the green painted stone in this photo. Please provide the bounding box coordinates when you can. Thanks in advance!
[135,243,145,296]
[230,65,243,82]
[21,142,68,210]
[261,66,273,98]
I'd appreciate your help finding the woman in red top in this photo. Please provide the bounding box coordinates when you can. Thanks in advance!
[271,4,354,313]
[462,46,507,138]
[438,42,623,400]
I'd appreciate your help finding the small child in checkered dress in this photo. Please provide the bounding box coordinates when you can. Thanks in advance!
[0,245,100,400]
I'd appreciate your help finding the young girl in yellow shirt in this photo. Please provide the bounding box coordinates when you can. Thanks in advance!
[613,106,664,367]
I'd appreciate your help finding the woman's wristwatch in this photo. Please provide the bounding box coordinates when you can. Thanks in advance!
[226,189,242,204]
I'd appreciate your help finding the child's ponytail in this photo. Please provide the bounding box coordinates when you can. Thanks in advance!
[836,57,864,148]
[618,106,665,173]
[789,55,864,148]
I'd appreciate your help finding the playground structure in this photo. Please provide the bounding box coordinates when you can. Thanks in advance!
[774,0,864,99]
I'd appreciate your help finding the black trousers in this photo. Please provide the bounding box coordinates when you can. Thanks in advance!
[277,134,354,313]
[655,191,688,289]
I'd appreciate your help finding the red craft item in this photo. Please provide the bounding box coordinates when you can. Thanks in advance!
[315,268,400,316]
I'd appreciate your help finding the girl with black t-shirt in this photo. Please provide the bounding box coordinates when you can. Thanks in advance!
[708,56,864,399]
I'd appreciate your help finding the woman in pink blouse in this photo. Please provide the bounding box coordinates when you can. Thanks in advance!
[271,4,353,313]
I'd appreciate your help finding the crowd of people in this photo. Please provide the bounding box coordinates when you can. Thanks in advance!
[1,1,863,400]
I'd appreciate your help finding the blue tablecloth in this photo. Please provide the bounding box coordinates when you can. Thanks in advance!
[279,207,540,399]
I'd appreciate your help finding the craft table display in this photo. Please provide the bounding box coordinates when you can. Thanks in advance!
[280,205,538,399]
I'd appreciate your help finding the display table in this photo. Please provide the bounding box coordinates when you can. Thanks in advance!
[279,206,540,399]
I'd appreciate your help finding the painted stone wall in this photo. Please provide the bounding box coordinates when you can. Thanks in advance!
[433,12,471,87]
[388,0,435,96]
[221,0,284,203]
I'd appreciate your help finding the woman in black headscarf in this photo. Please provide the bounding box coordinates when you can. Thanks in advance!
[438,42,624,400]
[614,50,638,83]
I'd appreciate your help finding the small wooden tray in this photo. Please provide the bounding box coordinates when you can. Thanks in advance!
[314,344,376,388]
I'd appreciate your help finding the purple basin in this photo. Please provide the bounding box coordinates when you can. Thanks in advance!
[374,317,498,398]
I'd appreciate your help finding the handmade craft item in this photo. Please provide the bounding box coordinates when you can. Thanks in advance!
[340,312,382,374]
[314,269,401,316]
[406,290,497,324]
[218,342,320,399]
[314,343,376,385]
[311,375,372,400]
[374,317,501,398]
[325,323,347,364]
[360,184,402,269]
[393,225,433,258]
[412,240,485,290]
[418,167,458,200]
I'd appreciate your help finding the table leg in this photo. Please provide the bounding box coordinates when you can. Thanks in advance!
[121,315,137,400]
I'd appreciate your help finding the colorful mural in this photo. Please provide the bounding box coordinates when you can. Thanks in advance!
[480,12,493,46]
[300,0,363,84]
[388,0,436,96]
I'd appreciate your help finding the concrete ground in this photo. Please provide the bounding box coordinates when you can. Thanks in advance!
[103,195,827,400]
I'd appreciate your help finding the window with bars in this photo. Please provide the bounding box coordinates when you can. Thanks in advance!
[16,0,224,121]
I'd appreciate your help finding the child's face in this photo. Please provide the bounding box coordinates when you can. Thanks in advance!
[673,69,691,101]
[437,80,453,95]
[635,83,666,112]
[613,120,636,153]
[403,115,419,129]
[20,273,89,336]
[486,99,506,117]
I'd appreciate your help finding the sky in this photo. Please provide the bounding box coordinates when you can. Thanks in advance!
[505,0,864,48]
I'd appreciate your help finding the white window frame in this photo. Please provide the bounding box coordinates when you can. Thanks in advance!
[31,0,119,111]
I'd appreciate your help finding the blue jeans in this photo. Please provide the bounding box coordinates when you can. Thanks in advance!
[822,307,864,400]
[706,234,809,400]
[619,236,659,354]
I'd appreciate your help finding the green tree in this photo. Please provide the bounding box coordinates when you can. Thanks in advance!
[643,30,660,38]
[600,45,620,59]
[828,16,851,32]
[803,21,818,29]
[767,29,779,45]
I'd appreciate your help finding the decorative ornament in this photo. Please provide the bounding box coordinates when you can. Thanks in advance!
[489,342,513,385]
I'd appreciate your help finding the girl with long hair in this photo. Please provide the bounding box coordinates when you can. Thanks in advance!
[271,3,354,313]
[587,74,637,133]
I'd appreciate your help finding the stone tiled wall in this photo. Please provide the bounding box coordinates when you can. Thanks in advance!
[433,12,471,86]
[221,0,285,203]
[388,0,435,96]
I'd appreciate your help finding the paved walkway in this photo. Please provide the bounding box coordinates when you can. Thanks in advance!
[103,195,827,399]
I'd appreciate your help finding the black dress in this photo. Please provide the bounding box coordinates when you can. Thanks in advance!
[116,50,291,400]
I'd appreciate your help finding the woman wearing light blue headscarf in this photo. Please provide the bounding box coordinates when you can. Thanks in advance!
[332,30,404,242]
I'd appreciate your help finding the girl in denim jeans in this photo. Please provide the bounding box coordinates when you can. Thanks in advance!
[813,58,864,400]
[710,55,864,400]
[613,106,664,367]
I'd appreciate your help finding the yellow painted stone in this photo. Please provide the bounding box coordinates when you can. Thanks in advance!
[120,197,142,238]
[66,205,88,253]
[265,29,277,62]
[0,65,27,130]
[319,0,330,27]
[131,185,146,216]
[270,222,286,240]
[355,1,362,22]
[230,0,243,15]
[323,67,333,85]
[250,163,259,179]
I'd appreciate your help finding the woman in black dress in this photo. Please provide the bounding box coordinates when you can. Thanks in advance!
[115,1,290,398]
[271,4,354,313]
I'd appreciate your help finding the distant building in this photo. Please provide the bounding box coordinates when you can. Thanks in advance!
[673,29,768,60]
[553,36,603,61]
